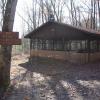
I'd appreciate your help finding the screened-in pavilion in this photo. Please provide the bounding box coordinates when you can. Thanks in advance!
[25,21,100,64]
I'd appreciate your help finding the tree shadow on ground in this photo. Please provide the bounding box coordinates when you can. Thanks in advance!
[17,56,100,100]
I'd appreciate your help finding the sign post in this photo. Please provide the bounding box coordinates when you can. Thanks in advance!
[0,32,21,45]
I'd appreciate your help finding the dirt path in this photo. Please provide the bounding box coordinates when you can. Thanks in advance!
[5,54,100,100]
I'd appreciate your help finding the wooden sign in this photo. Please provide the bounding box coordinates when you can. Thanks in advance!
[0,32,21,45]
[0,32,19,39]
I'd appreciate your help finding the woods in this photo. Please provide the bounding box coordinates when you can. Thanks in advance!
[19,0,100,31]
[0,0,100,99]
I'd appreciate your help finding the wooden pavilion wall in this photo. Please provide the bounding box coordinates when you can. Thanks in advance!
[30,39,100,64]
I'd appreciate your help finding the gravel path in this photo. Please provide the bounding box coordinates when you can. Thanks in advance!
[5,54,100,100]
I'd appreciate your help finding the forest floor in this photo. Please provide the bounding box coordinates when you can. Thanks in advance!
[4,54,100,100]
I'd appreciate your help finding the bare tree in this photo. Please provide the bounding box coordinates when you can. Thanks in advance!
[0,0,7,28]
[0,0,18,95]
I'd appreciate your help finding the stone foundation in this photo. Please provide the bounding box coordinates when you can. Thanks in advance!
[30,50,100,64]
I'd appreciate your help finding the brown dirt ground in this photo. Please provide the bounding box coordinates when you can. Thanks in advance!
[5,54,100,100]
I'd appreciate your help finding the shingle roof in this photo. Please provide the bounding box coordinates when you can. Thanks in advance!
[25,21,100,40]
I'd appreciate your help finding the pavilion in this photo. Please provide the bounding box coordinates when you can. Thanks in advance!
[25,21,100,64]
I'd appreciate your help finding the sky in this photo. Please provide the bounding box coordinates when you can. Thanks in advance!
[13,0,88,38]
[13,0,32,38]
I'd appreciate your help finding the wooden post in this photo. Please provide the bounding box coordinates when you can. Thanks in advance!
[30,39,32,56]
[52,40,54,50]
[62,38,65,51]
[97,40,99,52]
[69,40,72,51]
[87,40,90,62]
[85,40,87,51]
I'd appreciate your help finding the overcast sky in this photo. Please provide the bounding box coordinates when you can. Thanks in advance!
[14,0,32,38]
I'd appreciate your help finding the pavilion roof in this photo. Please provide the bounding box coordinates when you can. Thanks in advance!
[25,21,100,40]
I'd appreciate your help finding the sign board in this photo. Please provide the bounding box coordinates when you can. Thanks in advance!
[0,39,21,45]
[0,32,21,45]
[0,32,19,39]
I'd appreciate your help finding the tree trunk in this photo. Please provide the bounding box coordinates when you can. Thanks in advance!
[0,0,18,93]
